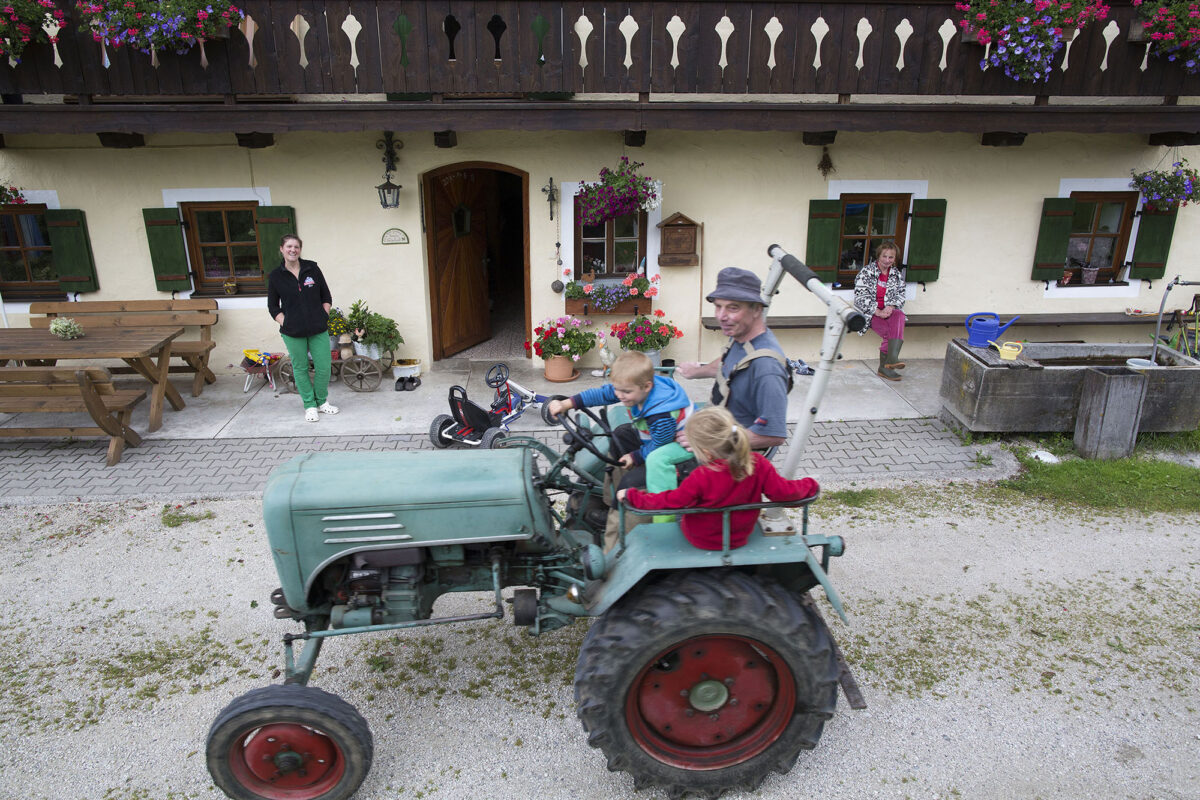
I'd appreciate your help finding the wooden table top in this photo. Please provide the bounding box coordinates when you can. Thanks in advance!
[0,327,183,361]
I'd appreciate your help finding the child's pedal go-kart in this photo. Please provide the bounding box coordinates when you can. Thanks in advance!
[428,362,554,449]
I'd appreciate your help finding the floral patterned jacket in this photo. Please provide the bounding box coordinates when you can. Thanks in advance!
[852,261,906,329]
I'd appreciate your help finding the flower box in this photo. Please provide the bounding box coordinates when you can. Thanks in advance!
[565,297,653,316]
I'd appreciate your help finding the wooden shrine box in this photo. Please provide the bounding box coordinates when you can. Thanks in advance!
[657,212,701,267]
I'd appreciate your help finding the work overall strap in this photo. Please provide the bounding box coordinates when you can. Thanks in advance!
[712,341,790,407]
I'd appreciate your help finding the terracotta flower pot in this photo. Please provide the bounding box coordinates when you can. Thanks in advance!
[543,355,579,382]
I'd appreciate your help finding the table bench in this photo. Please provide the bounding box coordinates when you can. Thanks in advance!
[702,312,1158,331]
[0,366,146,465]
[29,300,218,397]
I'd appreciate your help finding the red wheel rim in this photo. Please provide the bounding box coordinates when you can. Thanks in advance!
[225,722,346,799]
[626,635,796,770]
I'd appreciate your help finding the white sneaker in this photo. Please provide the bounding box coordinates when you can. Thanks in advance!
[305,407,319,422]
[318,402,339,415]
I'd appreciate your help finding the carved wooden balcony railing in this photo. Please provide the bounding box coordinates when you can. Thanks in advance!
[1,0,1196,99]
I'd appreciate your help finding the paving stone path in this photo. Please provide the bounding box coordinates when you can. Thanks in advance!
[0,418,993,504]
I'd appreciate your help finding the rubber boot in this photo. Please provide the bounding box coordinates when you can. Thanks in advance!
[885,338,906,370]
[877,352,901,381]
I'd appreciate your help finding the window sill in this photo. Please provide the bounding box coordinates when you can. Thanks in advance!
[192,288,267,298]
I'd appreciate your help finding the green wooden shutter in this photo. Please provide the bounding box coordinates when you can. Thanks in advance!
[1031,197,1074,281]
[1129,205,1178,280]
[804,199,842,282]
[905,199,947,282]
[142,208,192,292]
[45,209,100,293]
[255,206,297,275]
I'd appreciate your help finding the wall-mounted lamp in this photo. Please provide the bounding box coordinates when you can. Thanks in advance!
[375,131,403,209]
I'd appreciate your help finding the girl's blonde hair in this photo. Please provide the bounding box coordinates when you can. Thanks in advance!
[685,406,755,481]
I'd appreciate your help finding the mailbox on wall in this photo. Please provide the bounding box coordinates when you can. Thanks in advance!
[657,212,701,267]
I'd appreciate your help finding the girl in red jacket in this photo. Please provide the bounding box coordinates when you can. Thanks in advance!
[619,406,819,550]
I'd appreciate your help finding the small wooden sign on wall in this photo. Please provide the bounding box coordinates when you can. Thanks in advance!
[381,228,410,245]
[657,212,701,266]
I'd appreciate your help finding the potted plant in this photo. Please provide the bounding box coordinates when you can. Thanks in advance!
[0,0,65,65]
[327,307,353,357]
[1130,158,1199,211]
[0,184,27,205]
[608,309,684,368]
[346,300,403,360]
[956,0,1109,82]
[1133,0,1200,73]
[75,0,244,55]
[524,315,598,382]
[575,157,663,226]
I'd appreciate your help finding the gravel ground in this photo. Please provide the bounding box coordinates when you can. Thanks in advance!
[0,484,1197,800]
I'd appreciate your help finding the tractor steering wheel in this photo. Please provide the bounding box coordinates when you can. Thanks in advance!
[546,400,623,467]
[485,363,510,388]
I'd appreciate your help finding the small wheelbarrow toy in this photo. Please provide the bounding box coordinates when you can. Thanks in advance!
[239,350,280,393]
[207,246,870,800]
[428,362,552,449]
[276,346,393,393]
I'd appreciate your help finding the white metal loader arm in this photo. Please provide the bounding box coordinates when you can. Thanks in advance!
[764,245,868,480]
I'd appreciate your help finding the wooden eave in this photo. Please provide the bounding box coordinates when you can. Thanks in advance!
[2,99,1198,135]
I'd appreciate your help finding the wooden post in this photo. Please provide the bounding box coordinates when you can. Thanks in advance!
[1074,368,1148,460]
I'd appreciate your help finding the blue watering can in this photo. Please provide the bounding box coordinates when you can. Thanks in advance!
[965,313,1019,348]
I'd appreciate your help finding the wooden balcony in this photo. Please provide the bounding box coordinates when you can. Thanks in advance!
[1,0,1198,135]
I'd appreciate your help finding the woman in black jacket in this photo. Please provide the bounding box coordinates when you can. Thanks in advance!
[266,234,339,421]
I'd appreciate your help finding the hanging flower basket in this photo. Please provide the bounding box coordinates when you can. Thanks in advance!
[1133,0,1200,73]
[75,0,244,55]
[575,157,662,226]
[955,0,1110,82]
[1130,158,1199,211]
[0,0,66,65]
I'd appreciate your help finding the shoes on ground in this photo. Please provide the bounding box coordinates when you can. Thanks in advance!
[305,407,319,422]
[318,402,339,415]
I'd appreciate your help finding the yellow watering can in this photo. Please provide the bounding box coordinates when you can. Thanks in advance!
[989,340,1023,361]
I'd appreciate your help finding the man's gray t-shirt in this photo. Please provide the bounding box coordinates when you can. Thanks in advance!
[713,329,789,440]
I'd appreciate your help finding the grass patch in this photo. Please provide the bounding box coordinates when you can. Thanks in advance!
[817,487,903,510]
[1002,455,1200,512]
[160,502,215,528]
[1137,427,1200,455]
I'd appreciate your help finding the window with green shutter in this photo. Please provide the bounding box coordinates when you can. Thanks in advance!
[1033,193,1149,285]
[1129,205,1178,281]
[0,205,100,299]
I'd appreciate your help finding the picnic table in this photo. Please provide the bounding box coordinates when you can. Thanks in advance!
[0,327,184,432]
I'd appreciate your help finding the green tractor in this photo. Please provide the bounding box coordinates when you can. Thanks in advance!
[206,247,868,799]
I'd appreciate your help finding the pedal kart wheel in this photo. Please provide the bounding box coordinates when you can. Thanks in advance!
[480,428,507,449]
[574,570,838,798]
[207,684,373,800]
[485,362,510,388]
[341,355,382,392]
[429,414,455,448]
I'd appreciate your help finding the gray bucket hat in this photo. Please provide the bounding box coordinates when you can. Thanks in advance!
[705,267,765,305]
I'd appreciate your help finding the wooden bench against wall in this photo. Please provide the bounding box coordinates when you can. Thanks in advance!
[702,312,1157,331]
[0,367,146,465]
[29,300,219,397]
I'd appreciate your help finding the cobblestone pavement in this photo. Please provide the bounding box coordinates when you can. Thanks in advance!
[0,417,1008,505]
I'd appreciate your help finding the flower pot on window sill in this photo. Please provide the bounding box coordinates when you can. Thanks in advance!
[565,297,652,316]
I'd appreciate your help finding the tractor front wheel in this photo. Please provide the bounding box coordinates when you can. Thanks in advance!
[574,570,838,799]
[207,684,373,800]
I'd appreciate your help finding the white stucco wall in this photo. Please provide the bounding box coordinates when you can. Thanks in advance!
[1,129,1195,369]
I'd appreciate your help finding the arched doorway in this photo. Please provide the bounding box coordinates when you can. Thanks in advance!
[422,162,529,361]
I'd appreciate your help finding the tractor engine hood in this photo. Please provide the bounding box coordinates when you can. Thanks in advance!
[263,449,552,611]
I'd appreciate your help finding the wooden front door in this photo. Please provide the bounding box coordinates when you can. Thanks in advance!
[425,166,493,359]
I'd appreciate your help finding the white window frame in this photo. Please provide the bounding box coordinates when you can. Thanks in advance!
[826,180,926,302]
[559,181,662,285]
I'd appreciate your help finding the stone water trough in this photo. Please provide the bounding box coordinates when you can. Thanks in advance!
[939,338,1200,433]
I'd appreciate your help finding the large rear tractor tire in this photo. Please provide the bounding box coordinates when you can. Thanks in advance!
[207,684,373,800]
[574,570,838,799]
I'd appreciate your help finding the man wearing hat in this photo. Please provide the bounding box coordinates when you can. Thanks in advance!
[676,266,789,452]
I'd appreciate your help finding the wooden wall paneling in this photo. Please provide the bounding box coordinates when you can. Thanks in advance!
[349,0,385,92]
[790,2,821,94]
[833,2,866,94]
[490,0,523,92]
[914,9,953,96]
[694,2,724,93]
[271,0,309,92]
[70,24,113,94]
[561,3,600,93]
[151,43,186,95]
[441,0,478,93]
[10,51,49,95]
[877,4,915,95]
[714,1,752,94]
[612,1,653,94]
[103,45,140,96]
[1077,17,1120,96]
[670,2,703,94]
[22,38,66,95]
[378,2,432,93]
[850,3,888,95]
[421,0,458,94]
[514,1,564,93]
[1047,22,1099,96]
[1099,7,1152,96]
[810,2,842,94]
[201,38,235,94]
[648,3,677,92]
[471,0,499,92]
[299,0,333,93]
[326,0,361,92]
[747,3,798,94]
[230,0,280,94]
